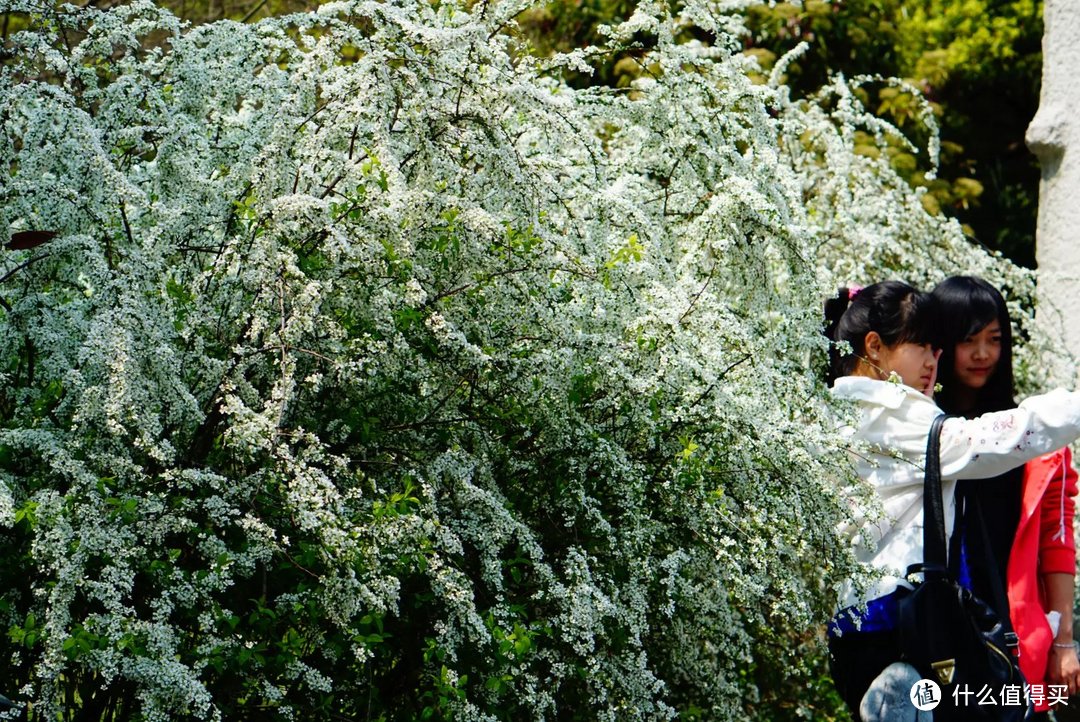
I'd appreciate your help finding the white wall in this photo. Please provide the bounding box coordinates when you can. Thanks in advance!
[1030,0,1080,360]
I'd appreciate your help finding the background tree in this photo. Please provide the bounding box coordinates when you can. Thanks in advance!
[740,0,1043,266]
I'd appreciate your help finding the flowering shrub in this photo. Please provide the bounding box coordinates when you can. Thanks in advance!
[0,0,1040,719]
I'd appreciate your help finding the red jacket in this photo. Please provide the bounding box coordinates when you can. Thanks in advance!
[1007,448,1078,709]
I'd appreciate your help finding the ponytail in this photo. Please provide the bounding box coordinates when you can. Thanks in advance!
[824,288,855,385]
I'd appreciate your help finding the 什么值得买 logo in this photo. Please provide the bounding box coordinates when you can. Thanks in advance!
[910,679,941,711]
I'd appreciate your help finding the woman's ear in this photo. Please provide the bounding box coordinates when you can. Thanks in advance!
[864,331,883,362]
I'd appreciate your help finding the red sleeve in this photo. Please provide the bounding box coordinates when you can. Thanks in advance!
[1038,448,1078,575]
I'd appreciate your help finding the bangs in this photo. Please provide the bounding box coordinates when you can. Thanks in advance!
[893,291,941,347]
[930,275,1016,414]
[957,292,1003,340]
[933,275,1010,346]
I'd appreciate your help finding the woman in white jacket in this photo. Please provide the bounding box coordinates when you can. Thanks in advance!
[824,281,1080,721]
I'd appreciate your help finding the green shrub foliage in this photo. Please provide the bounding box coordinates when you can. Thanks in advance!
[739,0,1043,266]
[0,0,1038,719]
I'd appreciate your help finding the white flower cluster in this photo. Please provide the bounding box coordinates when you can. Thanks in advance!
[0,0,1041,719]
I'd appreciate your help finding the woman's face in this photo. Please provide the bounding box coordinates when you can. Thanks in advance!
[952,319,1002,390]
[877,341,938,394]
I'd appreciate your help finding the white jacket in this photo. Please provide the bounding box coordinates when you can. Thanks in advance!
[831,376,1080,608]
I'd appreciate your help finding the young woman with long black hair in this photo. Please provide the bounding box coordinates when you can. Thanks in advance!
[932,276,1080,720]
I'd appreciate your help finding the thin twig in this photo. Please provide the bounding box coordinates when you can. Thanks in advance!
[427,264,532,305]
[276,276,288,433]
[0,253,49,285]
[678,262,717,325]
[240,0,268,23]
[118,202,135,268]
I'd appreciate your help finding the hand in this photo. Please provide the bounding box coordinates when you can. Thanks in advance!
[924,349,943,398]
[1048,642,1080,696]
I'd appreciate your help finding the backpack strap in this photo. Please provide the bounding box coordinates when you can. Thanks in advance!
[920,414,952,578]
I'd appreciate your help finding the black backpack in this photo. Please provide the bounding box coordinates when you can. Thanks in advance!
[897,414,1029,721]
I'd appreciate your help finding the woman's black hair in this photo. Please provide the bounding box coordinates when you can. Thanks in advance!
[823,280,939,385]
[931,276,1015,415]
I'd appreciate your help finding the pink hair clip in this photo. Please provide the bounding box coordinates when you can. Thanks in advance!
[848,285,864,301]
